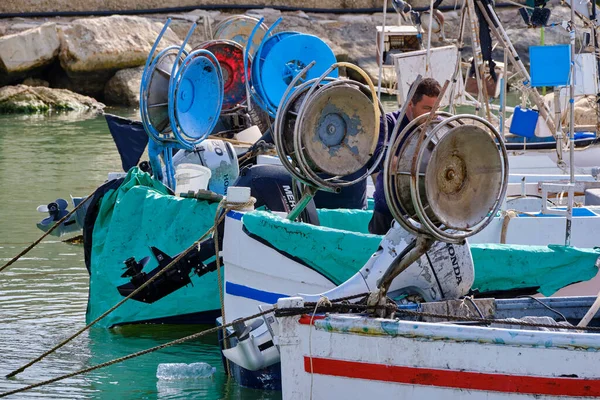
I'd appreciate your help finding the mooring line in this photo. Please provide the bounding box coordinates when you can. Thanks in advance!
[5,198,253,379]
[0,307,274,398]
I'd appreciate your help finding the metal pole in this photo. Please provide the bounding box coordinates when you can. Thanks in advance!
[426,0,435,73]
[377,0,388,100]
[569,3,575,184]
[287,185,318,221]
[500,48,508,137]
[466,0,486,115]
[448,0,468,112]
[565,0,576,246]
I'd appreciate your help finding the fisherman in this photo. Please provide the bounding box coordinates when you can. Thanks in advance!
[368,77,441,235]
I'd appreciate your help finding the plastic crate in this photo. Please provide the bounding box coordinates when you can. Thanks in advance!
[509,106,539,138]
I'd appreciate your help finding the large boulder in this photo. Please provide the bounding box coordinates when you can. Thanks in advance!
[104,66,144,106]
[0,23,60,85]
[0,85,105,114]
[58,16,182,96]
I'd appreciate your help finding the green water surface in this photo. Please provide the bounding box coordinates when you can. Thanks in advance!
[0,109,281,399]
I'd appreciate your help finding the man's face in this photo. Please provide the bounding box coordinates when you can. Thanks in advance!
[407,95,438,121]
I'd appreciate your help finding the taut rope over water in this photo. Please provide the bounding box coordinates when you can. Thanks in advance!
[5,197,255,379]
[5,292,590,397]
[0,190,96,274]
[0,307,275,398]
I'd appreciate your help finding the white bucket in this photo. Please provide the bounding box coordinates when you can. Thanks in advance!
[175,163,212,195]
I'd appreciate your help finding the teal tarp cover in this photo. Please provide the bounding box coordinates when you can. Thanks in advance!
[243,209,600,295]
[243,210,381,285]
[470,244,600,296]
[87,168,220,327]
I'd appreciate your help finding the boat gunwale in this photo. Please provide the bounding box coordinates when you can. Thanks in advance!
[309,312,600,351]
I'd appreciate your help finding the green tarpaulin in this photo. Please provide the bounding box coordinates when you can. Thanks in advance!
[243,210,600,295]
[87,168,221,327]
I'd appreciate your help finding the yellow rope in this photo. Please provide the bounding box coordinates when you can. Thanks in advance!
[6,197,255,379]
[213,196,257,376]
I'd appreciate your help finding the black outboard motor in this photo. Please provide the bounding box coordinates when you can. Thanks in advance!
[117,164,320,303]
[234,164,319,225]
[117,242,218,303]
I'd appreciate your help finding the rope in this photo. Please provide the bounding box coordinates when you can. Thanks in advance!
[237,140,276,165]
[0,307,273,399]
[5,197,254,379]
[275,303,600,332]
[5,292,595,397]
[212,196,257,376]
[0,292,361,397]
[500,209,517,244]
[0,190,95,274]
[207,135,254,146]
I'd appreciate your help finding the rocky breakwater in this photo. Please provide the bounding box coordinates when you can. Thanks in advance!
[0,6,590,113]
[0,15,183,113]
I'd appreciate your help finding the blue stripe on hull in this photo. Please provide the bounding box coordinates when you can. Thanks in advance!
[225,281,289,304]
[227,210,244,220]
[518,207,599,218]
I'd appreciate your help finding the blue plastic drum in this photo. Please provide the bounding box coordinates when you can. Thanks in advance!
[252,32,299,108]
[260,34,338,109]
[171,53,223,147]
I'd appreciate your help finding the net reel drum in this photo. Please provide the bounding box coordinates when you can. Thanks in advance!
[140,20,224,189]
[273,62,385,217]
[383,112,508,244]
[244,18,339,117]
[212,15,269,57]
[194,40,250,111]
[140,46,184,139]
[372,108,508,309]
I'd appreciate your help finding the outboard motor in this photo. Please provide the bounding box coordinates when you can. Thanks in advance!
[118,163,320,303]
[222,75,509,372]
[171,139,239,195]
[117,241,218,303]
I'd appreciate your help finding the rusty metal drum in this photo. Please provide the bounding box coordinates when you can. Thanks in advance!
[385,113,508,242]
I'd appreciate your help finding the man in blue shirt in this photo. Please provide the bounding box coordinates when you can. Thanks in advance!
[368,78,442,235]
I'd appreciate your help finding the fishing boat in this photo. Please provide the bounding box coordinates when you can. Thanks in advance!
[274,295,600,399]
[217,2,600,387]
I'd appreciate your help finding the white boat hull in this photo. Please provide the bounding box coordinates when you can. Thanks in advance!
[277,299,600,400]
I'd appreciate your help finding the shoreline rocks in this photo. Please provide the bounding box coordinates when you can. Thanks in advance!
[0,6,589,113]
[0,84,104,113]
[0,23,60,86]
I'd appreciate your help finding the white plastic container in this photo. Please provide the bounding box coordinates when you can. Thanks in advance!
[175,163,211,195]
[235,125,262,144]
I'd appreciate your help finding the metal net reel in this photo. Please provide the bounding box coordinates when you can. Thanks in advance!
[212,15,269,57]
[141,20,224,151]
[273,62,385,193]
[194,40,250,111]
[244,17,339,118]
[384,112,509,244]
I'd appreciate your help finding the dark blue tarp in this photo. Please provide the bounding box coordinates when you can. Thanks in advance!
[104,114,149,172]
